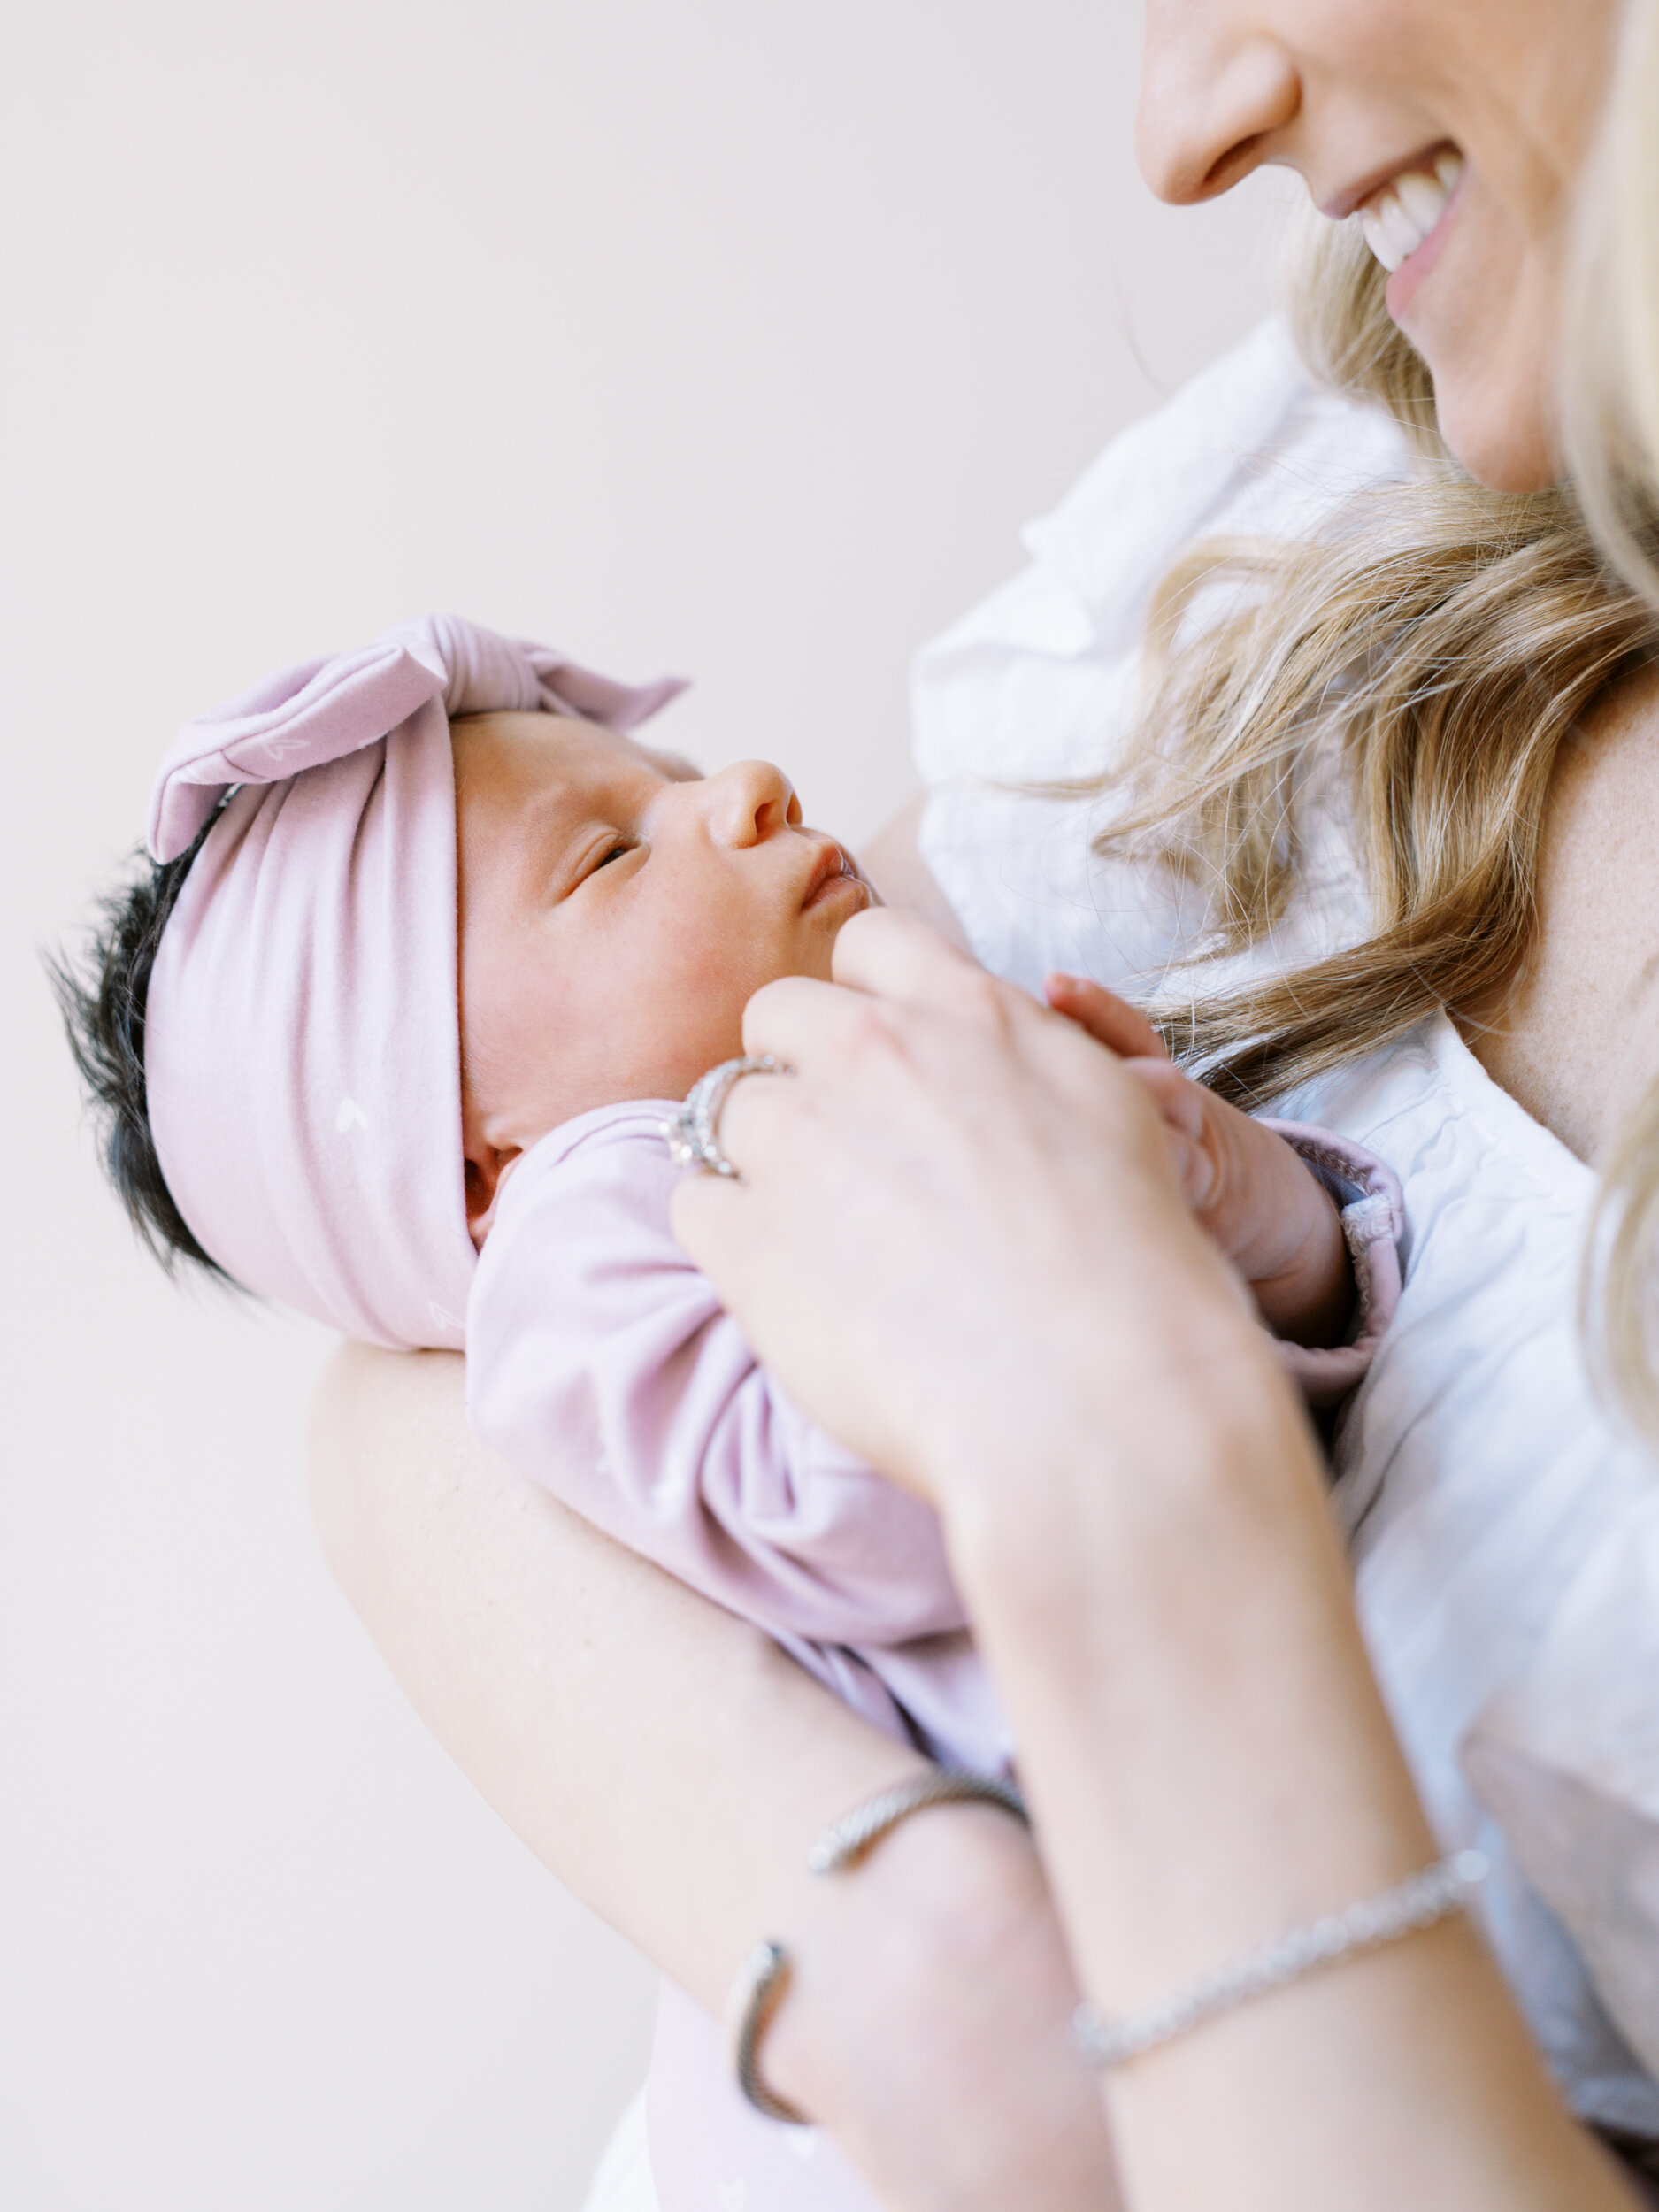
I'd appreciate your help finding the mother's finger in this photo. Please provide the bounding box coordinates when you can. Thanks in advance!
[738,972,895,1072]
[1044,974,1170,1062]
[827,905,1002,1006]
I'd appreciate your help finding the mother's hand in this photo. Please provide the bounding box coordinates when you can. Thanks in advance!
[672,909,1271,1519]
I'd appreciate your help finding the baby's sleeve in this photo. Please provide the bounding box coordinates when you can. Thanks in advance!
[465,1106,966,1648]
[1258,1120,1406,1409]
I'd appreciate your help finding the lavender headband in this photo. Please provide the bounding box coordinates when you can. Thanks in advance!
[144,613,683,1348]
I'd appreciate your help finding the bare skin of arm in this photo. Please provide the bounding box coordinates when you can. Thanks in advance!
[307,1339,1119,2211]
[675,910,1643,2212]
[964,1373,1634,2212]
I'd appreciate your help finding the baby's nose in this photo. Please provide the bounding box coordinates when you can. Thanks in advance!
[706,759,800,847]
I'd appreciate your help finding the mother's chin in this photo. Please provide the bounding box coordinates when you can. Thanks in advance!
[1432,368,1564,494]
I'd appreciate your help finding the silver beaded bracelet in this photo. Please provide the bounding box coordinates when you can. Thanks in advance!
[728,1768,1030,2124]
[1074,1847,1490,2069]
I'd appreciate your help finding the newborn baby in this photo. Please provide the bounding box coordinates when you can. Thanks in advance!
[62,615,1402,1770]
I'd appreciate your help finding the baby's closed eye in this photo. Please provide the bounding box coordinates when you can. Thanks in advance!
[572,835,641,889]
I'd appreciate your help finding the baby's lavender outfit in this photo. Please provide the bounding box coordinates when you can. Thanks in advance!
[466,1097,1404,1777]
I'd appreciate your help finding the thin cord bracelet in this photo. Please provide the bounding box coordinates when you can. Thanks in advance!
[1074,1847,1489,2069]
[807,1768,1028,1873]
[730,1941,810,2125]
[728,1769,1029,2124]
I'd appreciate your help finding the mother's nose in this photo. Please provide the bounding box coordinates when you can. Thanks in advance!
[703,758,800,847]
[1138,1,1301,203]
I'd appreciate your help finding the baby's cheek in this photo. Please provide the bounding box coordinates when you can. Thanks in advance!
[643,906,823,1089]
[647,975,756,1093]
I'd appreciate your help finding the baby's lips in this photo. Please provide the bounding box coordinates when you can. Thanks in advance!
[799,836,866,910]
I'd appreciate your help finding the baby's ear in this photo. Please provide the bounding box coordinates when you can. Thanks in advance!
[464,1141,523,1250]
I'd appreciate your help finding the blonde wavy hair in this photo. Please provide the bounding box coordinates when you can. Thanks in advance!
[1105,0,1659,1425]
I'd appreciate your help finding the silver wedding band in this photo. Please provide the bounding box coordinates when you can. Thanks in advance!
[664,1054,787,1178]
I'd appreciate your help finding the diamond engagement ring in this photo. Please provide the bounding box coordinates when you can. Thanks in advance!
[664,1055,788,1178]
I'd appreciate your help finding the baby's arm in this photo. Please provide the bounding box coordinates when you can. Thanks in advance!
[1044,976,1402,1365]
[466,1106,966,1652]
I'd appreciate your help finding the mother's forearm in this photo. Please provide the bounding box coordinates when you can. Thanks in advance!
[306,1340,1123,2209]
[306,1340,921,2014]
[951,1356,1641,2212]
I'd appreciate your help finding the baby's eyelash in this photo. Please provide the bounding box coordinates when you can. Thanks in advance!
[591,838,634,871]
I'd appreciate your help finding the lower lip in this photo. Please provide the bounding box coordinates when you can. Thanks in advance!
[1384,171,1466,320]
[804,869,869,914]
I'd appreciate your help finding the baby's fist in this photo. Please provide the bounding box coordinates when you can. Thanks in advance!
[1043,975,1350,1347]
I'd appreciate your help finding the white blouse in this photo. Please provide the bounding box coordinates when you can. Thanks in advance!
[914,315,1659,2135]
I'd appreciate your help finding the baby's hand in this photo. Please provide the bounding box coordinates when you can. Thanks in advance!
[1044,975,1352,1348]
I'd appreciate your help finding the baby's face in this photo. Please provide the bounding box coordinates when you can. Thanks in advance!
[454,710,871,1240]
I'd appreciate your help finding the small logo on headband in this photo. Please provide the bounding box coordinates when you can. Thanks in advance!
[335,1096,371,1135]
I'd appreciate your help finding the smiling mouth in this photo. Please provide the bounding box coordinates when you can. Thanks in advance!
[1357,148,1463,273]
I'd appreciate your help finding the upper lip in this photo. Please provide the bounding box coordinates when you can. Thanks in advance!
[1320,139,1456,224]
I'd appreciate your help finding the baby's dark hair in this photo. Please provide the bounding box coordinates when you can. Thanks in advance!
[47,804,230,1282]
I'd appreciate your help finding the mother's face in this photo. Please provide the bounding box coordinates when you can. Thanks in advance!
[1139,0,1619,491]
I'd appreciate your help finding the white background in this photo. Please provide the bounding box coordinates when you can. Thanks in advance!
[1,4,1283,2206]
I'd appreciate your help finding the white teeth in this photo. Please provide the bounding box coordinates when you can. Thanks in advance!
[1395,169,1446,234]
[1379,191,1424,263]
[1360,207,1404,272]
[1356,155,1459,276]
